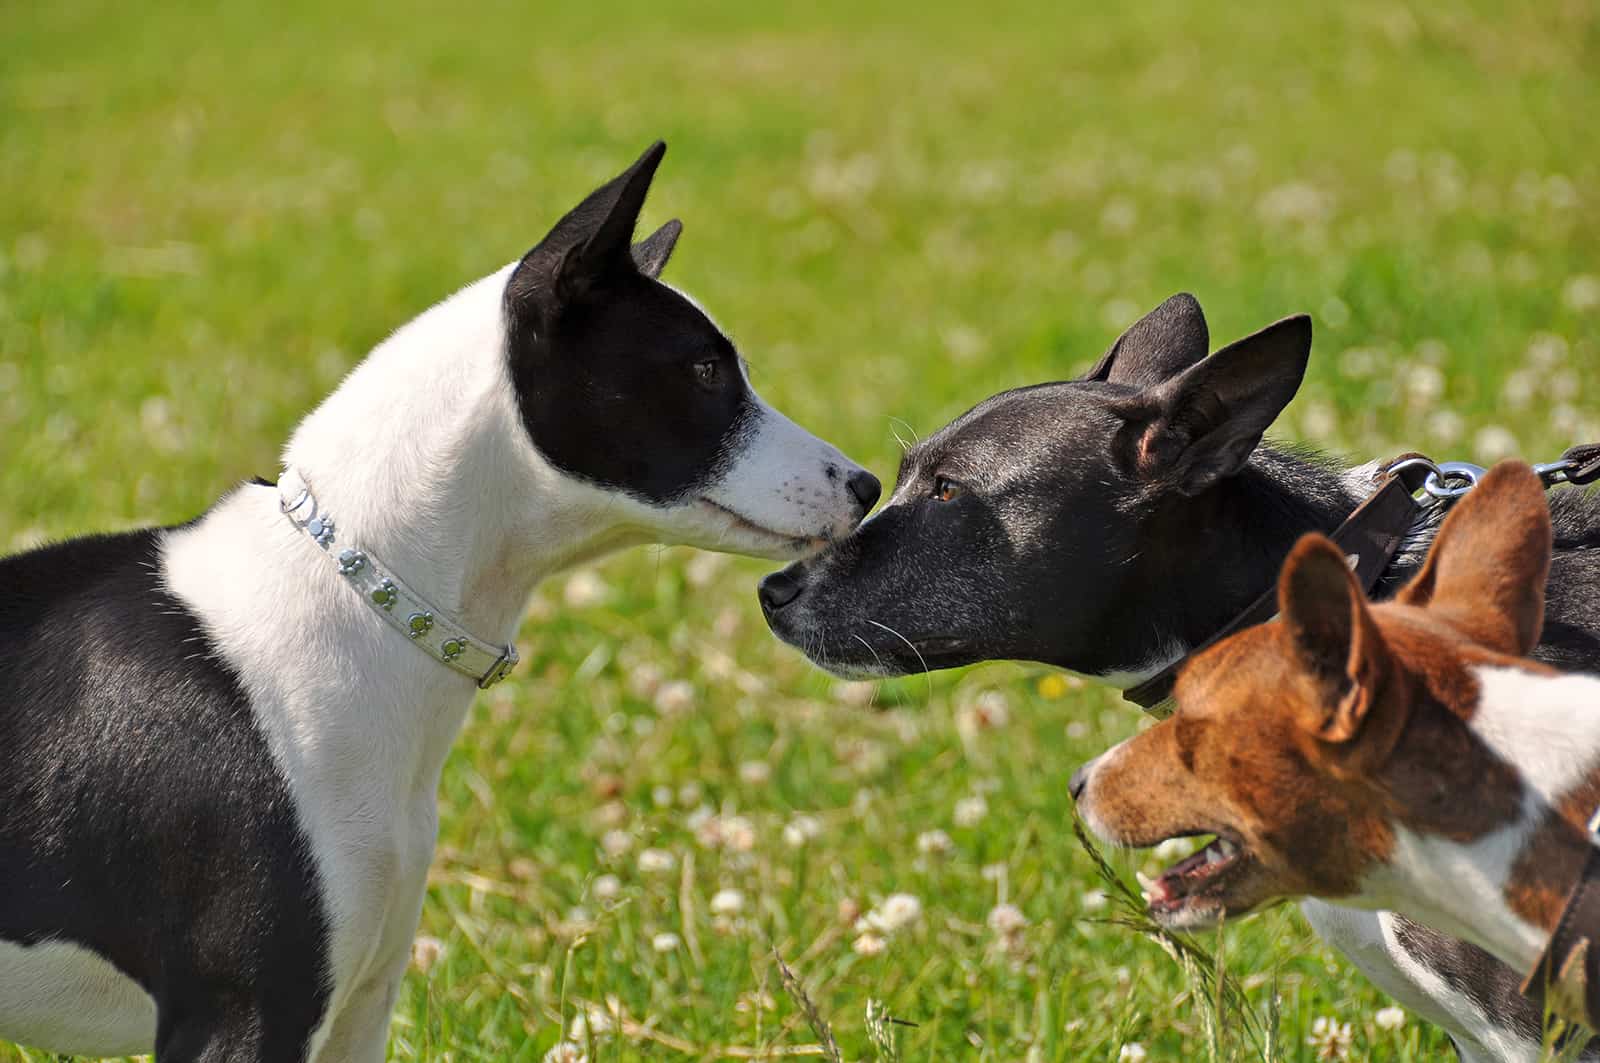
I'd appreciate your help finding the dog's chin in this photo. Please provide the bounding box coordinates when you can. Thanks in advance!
[767,621,978,678]
[686,498,831,562]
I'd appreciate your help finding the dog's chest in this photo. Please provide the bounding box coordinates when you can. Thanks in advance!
[160,492,479,997]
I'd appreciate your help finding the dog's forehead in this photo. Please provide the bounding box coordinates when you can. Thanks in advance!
[902,380,1119,481]
[577,274,734,360]
[1175,625,1290,722]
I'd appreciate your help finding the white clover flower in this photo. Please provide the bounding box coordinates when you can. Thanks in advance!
[1426,409,1464,446]
[543,1043,587,1063]
[653,680,695,715]
[987,903,1028,935]
[1118,1044,1147,1062]
[629,664,665,700]
[410,934,445,972]
[738,760,772,786]
[592,874,622,902]
[953,795,989,828]
[783,814,822,848]
[852,931,887,956]
[1474,425,1519,462]
[562,570,610,608]
[1307,1016,1354,1060]
[600,830,632,858]
[1081,889,1108,913]
[1403,364,1444,404]
[724,815,757,852]
[651,784,674,807]
[1563,274,1600,313]
[652,932,681,953]
[637,848,675,874]
[916,829,953,856]
[859,893,922,935]
[710,888,746,917]
[1374,1005,1406,1031]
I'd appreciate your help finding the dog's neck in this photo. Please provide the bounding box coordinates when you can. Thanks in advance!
[1363,666,1600,972]
[280,265,652,645]
[1113,448,1364,679]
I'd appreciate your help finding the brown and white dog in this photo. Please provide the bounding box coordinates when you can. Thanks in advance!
[1072,460,1600,1040]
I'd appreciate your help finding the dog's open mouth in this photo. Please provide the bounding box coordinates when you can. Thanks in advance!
[1139,832,1250,929]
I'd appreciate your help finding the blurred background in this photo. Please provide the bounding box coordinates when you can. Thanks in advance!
[2,1,1595,1059]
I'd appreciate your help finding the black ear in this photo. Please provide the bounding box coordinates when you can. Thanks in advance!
[1080,293,1209,389]
[1108,314,1312,496]
[506,141,668,318]
[631,219,682,279]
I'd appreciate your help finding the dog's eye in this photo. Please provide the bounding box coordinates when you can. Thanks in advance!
[692,359,719,385]
[931,476,964,502]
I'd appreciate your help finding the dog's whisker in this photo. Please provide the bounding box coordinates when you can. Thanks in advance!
[865,618,932,699]
[850,633,887,708]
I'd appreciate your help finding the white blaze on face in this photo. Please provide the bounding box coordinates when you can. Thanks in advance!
[698,385,868,544]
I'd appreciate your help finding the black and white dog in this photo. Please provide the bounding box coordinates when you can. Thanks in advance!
[759,294,1600,1063]
[0,142,879,1061]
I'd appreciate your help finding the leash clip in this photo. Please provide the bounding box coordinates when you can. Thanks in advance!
[1422,460,1486,501]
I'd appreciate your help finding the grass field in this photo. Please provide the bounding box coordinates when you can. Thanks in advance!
[3,1,1598,1059]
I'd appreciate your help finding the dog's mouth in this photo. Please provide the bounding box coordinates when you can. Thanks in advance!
[806,632,976,679]
[1139,830,1255,930]
[695,498,827,557]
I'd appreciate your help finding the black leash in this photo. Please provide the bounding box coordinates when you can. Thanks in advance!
[1121,443,1600,714]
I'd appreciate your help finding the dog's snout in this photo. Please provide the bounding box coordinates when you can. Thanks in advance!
[758,567,804,615]
[1069,758,1096,802]
[846,469,881,514]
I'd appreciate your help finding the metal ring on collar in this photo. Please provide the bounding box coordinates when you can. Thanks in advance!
[1422,460,1487,500]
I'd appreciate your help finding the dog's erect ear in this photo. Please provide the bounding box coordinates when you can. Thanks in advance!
[507,141,668,318]
[1279,533,1389,744]
[631,219,682,279]
[1396,461,1552,656]
[1108,314,1312,496]
[1080,293,1209,389]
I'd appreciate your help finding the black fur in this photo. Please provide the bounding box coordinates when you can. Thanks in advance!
[0,528,331,1060]
[505,142,758,506]
[759,294,1600,1058]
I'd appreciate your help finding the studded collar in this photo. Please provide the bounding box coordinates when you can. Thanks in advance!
[277,469,518,689]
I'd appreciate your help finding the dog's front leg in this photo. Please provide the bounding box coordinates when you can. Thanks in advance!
[311,971,404,1063]
[156,995,315,1063]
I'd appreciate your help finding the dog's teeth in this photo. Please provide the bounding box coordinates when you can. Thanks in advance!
[1216,838,1238,858]
[1136,871,1156,891]
[1204,845,1225,866]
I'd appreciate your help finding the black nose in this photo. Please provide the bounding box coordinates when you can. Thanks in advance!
[846,469,881,514]
[758,568,804,614]
[1068,762,1091,801]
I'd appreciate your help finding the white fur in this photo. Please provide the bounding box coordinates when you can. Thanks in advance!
[1300,904,1543,1063]
[1470,665,1600,807]
[6,262,868,1058]
[1358,816,1549,972]
[0,939,157,1057]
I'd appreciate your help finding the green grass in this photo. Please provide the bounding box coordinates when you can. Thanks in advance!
[2,0,1597,1059]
